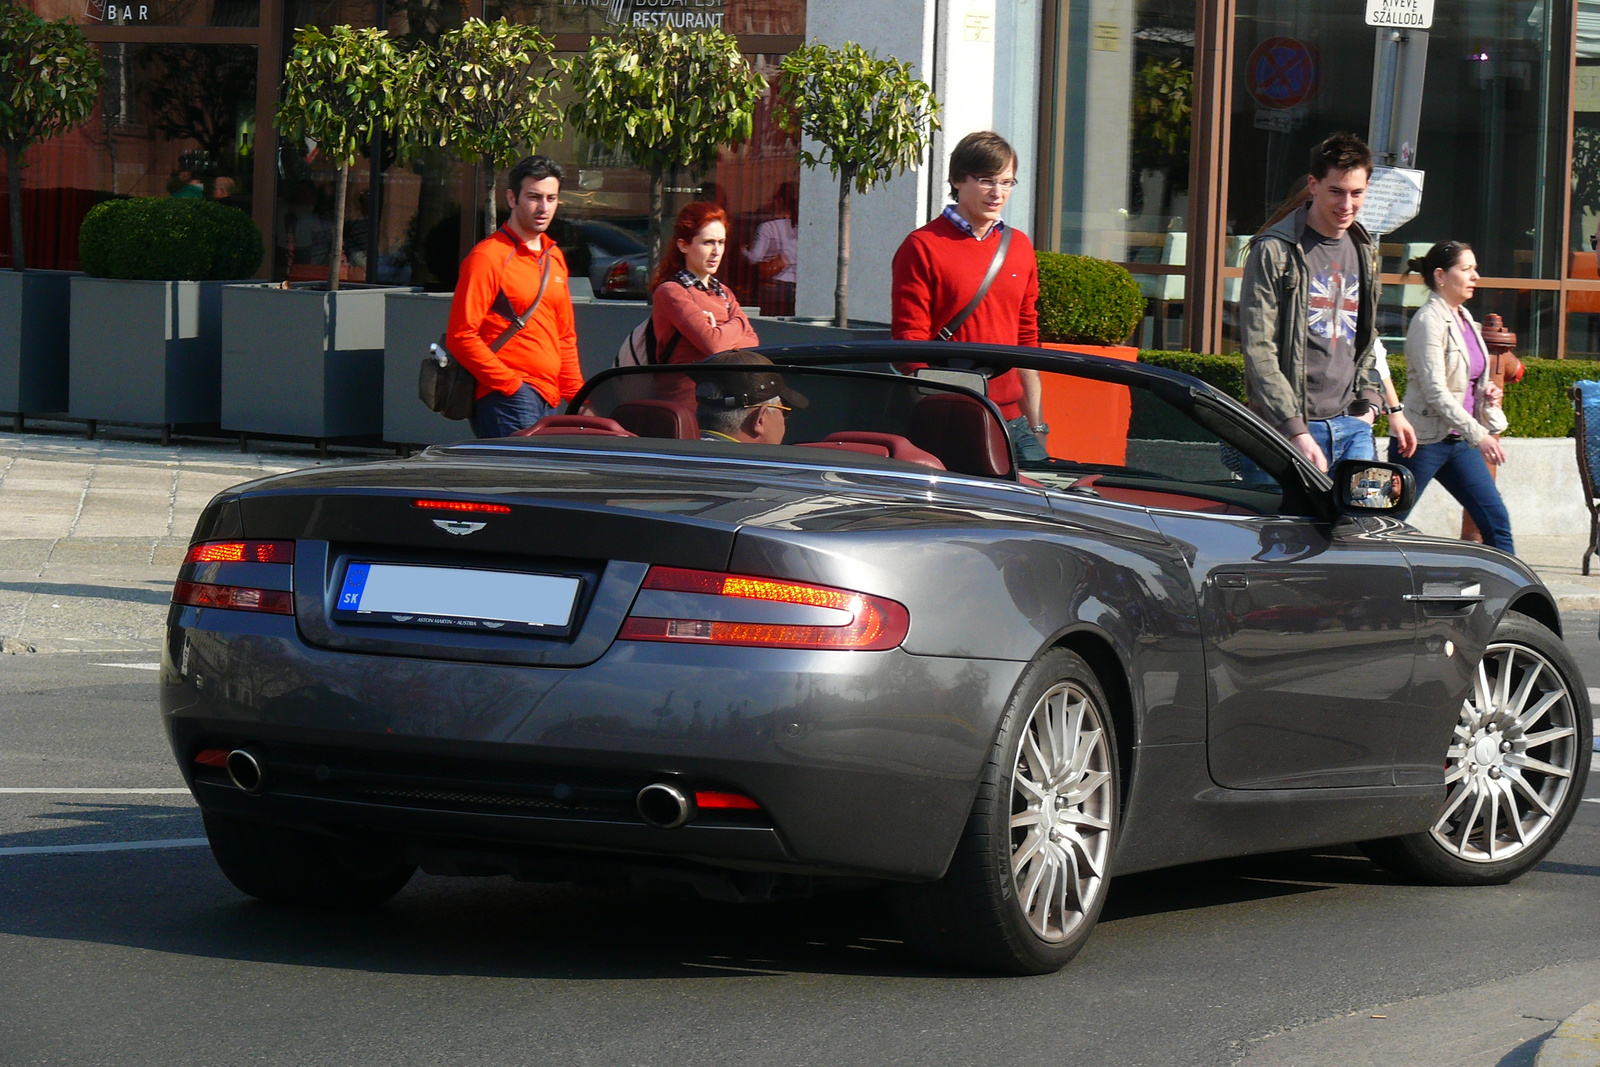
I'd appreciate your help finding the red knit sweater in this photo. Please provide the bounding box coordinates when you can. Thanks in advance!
[891,214,1039,419]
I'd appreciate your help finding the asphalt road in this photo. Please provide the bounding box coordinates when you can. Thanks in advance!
[2,615,1598,1067]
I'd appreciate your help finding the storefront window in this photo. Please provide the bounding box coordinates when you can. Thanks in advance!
[40,0,260,28]
[1227,0,1569,357]
[0,43,258,270]
[1567,0,1600,356]
[1047,0,1195,348]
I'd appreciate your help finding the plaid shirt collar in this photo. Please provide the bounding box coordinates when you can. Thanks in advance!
[942,204,1007,241]
[674,269,726,296]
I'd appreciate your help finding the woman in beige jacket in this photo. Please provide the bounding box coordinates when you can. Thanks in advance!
[1397,241,1513,553]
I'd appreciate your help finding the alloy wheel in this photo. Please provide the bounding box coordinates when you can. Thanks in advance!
[1432,641,1581,863]
[1009,681,1114,943]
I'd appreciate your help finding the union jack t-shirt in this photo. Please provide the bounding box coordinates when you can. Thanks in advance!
[1299,227,1361,420]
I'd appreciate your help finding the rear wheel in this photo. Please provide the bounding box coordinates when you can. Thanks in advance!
[1364,611,1592,885]
[203,812,415,908]
[892,648,1119,974]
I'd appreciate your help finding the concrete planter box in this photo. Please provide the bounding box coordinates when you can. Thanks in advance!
[222,283,416,443]
[0,269,76,423]
[383,291,463,447]
[69,276,239,432]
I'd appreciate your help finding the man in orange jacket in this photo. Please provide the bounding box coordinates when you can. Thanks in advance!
[447,155,584,438]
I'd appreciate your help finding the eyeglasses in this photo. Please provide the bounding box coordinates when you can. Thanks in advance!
[975,178,1019,192]
[757,399,792,414]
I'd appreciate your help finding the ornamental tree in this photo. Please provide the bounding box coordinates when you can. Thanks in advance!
[276,25,411,291]
[776,42,939,326]
[567,25,767,272]
[417,18,564,241]
[0,4,103,271]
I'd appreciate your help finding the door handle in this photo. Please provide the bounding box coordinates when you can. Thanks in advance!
[1215,572,1248,589]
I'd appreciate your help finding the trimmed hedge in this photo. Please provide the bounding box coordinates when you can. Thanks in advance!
[79,197,264,281]
[1134,349,1600,438]
[1035,251,1145,345]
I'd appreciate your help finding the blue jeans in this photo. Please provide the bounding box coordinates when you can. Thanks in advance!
[1307,415,1377,467]
[471,382,556,439]
[1395,437,1514,554]
[1231,415,1373,486]
[1005,416,1048,462]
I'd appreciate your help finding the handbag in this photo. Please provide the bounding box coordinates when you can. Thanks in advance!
[936,226,1013,341]
[419,230,554,420]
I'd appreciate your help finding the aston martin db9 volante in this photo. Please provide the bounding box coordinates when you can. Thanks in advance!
[162,343,1592,974]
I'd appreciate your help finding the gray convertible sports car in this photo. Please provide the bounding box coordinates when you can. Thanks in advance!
[161,343,1592,974]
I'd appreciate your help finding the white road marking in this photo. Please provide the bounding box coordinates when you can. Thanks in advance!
[0,788,190,795]
[1590,688,1600,703]
[0,838,207,857]
[92,663,160,670]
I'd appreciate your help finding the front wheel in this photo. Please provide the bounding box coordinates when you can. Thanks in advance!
[1364,611,1593,885]
[892,648,1119,974]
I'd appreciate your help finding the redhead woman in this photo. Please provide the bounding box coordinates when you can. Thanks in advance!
[650,201,759,364]
[1398,240,1513,553]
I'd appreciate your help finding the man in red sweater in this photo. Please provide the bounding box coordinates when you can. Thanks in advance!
[891,130,1047,460]
[447,155,583,438]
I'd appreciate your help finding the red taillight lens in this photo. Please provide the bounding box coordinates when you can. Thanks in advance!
[173,580,293,615]
[618,566,909,651]
[694,790,761,810]
[412,499,512,514]
[604,260,631,291]
[183,540,294,565]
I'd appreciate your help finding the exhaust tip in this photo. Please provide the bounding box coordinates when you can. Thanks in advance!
[226,749,265,794]
[637,782,692,829]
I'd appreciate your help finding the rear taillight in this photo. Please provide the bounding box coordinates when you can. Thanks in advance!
[172,580,293,615]
[183,540,294,565]
[619,566,909,651]
[175,540,295,615]
[604,259,631,292]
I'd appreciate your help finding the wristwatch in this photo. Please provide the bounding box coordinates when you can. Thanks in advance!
[1029,423,1050,435]
[1385,403,1405,414]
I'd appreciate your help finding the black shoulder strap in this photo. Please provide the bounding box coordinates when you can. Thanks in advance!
[937,226,1013,342]
[487,228,554,353]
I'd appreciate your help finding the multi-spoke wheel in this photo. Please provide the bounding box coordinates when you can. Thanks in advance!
[891,648,1120,974]
[1365,611,1593,886]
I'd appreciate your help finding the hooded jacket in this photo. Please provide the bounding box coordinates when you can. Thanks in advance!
[1404,291,1500,447]
[1239,205,1383,438]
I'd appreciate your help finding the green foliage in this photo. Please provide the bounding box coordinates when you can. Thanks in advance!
[417,18,563,171]
[566,25,767,180]
[1129,58,1191,183]
[276,25,410,171]
[79,198,264,281]
[1136,349,1600,438]
[0,4,102,156]
[1035,252,1145,345]
[774,41,939,195]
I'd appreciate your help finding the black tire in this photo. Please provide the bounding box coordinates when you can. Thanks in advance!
[203,811,415,908]
[1363,611,1593,886]
[891,648,1120,974]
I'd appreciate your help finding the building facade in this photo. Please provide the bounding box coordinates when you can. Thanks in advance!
[4,0,1598,357]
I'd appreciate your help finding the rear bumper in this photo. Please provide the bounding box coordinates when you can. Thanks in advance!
[162,606,1025,881]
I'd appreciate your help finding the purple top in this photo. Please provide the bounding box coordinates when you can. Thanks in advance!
[1459,310,1486,417]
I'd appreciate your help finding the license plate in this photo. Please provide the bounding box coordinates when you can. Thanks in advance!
[333,562,582,636]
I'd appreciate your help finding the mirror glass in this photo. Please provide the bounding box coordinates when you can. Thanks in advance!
[913,367,989,396]
[1343,465,1405,510]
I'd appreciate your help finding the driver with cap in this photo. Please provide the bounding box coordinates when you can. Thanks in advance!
[694,351,808,445]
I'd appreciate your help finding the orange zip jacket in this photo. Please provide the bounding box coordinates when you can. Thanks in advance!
[446,229,583,405]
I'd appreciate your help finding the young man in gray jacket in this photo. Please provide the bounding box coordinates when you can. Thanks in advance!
[1240,133,1395,473]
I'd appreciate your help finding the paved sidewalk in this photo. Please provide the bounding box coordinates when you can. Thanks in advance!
[0,432,352,653]
[1,429,1598,652]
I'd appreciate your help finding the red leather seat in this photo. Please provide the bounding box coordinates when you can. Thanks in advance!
[612,399,698,440]
[907,393,1012,477]
[800,441,892,458]
[813,432,945,470]
[513,415,635,437]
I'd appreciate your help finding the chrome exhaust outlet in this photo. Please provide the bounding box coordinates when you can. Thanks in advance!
[226,749,266,794]
[636,782,692,829]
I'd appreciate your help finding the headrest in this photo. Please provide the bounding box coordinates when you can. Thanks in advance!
[819,432,945,470]
[612,399,698,440]
[906,393,1012,477]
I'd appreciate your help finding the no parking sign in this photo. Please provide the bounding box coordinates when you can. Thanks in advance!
[1245,37,1320,110]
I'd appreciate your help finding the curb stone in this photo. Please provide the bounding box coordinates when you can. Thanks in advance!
[1535,998,1600,1066]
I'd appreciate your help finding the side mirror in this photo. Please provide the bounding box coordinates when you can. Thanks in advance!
[1332,459,1416,515]
[914,367,989,396]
